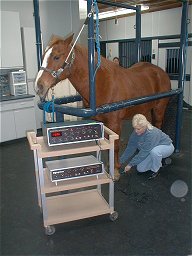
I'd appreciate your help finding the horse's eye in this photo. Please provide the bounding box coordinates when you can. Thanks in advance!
[53,56,60,61]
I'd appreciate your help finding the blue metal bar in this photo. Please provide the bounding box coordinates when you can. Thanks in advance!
[176,1,188,150]
[38,89,182,118]
[33,0,42,70]
[175,0,189,152]
[54,95,82,105]
[54,95,82,122]
[87,0,96,113]
[101,33,192,44]
[136,5,141,62]
[96,90,181,114]
[55,112,64,122]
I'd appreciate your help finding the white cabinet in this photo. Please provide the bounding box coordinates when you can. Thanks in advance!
[0,111,16,142]
[0,97,37,142]
[27,81,44,129]
[0,11,23,68]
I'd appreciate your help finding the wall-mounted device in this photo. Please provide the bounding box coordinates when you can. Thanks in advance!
[43,120,104,146]
[9,70,28,96]
[45,155,104,183]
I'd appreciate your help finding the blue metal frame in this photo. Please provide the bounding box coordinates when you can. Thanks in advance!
[87,0,96,113]
[175,0,189,152]
[136,5,141,62]
[98,33,192,44]
[33,0,189,152]
[38,88,182,117]
[33,0,42,70]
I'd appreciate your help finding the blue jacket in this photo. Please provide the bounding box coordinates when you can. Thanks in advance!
[120,127,172,166]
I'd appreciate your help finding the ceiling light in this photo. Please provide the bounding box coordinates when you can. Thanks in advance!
[94,5,149,20]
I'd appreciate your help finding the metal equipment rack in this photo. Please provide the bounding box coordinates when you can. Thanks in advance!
[27,126,119,235]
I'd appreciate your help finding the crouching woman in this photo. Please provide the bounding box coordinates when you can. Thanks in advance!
[120,114,174,179]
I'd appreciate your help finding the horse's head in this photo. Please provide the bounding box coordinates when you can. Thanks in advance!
[35,34,74,100]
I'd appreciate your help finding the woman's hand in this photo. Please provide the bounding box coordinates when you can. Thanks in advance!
[124,165,132,173]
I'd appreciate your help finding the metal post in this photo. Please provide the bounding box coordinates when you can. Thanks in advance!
[55,112,64,122]
[33,0,42,70]
[175,0,188,152]
[87,0,96,113]
[136,5,141,62]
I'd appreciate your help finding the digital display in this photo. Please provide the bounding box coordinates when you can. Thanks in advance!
[51,131,62,137]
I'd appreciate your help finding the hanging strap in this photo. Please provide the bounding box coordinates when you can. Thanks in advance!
[43,91,55,124]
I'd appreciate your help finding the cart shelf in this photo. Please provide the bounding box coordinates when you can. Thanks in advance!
[43,169,112,193]
[27,126,119,158]
[45,189,112,226]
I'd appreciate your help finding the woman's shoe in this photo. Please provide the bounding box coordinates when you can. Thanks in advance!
[148,171,159,179]
[162,157,172,167]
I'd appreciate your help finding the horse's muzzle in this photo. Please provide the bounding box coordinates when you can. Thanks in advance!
[34,83,42,95]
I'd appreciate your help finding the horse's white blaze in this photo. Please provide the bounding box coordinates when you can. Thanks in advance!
[35,47,53,91]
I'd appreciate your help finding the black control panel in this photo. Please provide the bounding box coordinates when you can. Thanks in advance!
[51,163,103,181]
[43,120,104,146]
[46,155,104,182]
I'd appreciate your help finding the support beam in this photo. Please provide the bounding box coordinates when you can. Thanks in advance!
[87,0,96,113]
[33,0,42,70]
[175,0,189,152]
[136,5,141,62]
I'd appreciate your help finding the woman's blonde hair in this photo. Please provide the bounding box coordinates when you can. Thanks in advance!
[132,114,153,130]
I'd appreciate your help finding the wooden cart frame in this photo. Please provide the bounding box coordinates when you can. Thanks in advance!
[27,126,119,235]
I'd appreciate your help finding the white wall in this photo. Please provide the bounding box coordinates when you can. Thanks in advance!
[1,1,34,27]
[100,6,192,40]
[1,0,80,47]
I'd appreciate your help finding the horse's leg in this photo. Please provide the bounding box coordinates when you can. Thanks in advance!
[152,99,169,128]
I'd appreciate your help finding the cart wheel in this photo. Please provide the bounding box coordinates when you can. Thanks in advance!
[45,225,55,235]
[109,211,118,221]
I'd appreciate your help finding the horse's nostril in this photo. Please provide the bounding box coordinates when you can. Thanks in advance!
[38,84,43,91]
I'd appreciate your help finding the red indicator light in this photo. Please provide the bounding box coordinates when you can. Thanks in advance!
[51,131,62,137]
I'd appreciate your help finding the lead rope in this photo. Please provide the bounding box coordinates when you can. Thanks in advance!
[66,0,100,78]
[43,1,101,122]
[65,1,95,65]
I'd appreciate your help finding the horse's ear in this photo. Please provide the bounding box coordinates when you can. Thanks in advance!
[64,33,74,45]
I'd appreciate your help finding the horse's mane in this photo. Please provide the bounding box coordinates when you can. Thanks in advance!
[45,34,120,73]
[75,43,117,73]
[44,33,74,53]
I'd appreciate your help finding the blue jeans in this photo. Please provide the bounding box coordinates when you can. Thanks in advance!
[137,143,175,173]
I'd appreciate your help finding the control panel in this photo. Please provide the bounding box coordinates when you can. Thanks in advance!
[45,155,104,183]
[43,120,104,146]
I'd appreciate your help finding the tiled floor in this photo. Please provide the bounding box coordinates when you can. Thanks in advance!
[1,109,191,256]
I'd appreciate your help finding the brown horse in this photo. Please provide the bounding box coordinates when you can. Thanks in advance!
[35,34,171,180]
